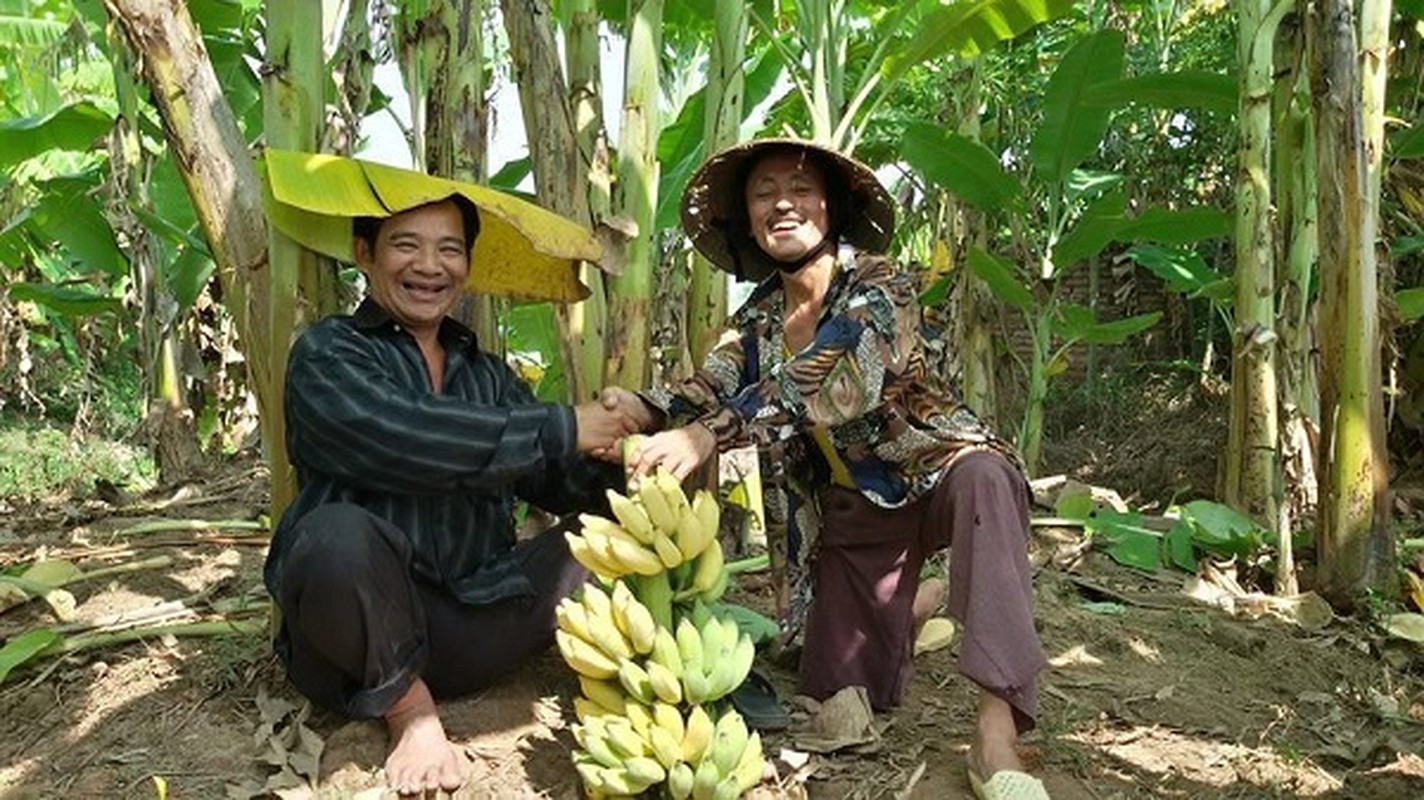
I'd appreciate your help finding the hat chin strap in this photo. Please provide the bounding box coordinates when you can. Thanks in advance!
[772,232,836,275]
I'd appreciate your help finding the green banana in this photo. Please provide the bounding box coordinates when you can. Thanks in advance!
[708,710,750,777]
[719,632,756,700]
[681,664,711,705]
[649,626,684,679]
[579,718,623,768]
[645,659,683,705]
[616,658,656,705]
[691,757,721,800]
[730,731,765,792]
[667,762,696,800]
[698,612,729,664]
[713,775,742,800]
[603,716,648,760]
[606,489,657,544]
[622,755,667,787]
[699,565,731,604]
[596,764,649,797]
[676,617,705,668]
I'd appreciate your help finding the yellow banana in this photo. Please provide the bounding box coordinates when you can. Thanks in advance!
[691,757,721,800]
[691,539,725,594]
[680,705,715,764]
[730,731,765,792]
[609,580,637,638]
[611,581,658,654]
[708,710,750,777]
[603,716,649,759]
[582,582,615,622]
[667,762,696,800]
[691,489,721,557]
[721,633,756,699]
[652,701,685,742]
[650,626,684,679]
[584,604,635,661]
[623,701,653,738]
[596,765,648,797]
[617,658,656,705]
[573,759,606,792]
[713,775,742,800]
[579,675,627,714]
[606,489,657,544]
[645,660,684,705]
[700,566,730,604]
[605,534,665,577]
[556,629,619,679]
[579,513,638,544]
[673,504,706,560]
[572,697,609,724]
[655,467,692,518]
[555,597,595,644]
[647,724,684,770]
[580,717,623,768]
[637,475,679,533]
[652,529,685,569]
[565,532,623,580]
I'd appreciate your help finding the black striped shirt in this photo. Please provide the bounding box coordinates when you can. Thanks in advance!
[264,298,616,606]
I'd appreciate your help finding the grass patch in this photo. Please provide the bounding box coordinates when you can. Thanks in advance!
[0,420,156,500]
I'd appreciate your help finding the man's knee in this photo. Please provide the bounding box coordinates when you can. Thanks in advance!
[946,450,1022,498]
[283,503,408,587]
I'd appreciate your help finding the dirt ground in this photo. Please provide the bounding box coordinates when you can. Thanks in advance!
[4,381,1424,799]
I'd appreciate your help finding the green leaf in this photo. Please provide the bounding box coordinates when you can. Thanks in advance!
[1056,304,1160,345]
[1055,489,1095,521]
[885,0,1075,80]
[1064,169,1124,203]
[918,274,953,308]
[0,102,114,167]
[1081,71,1238,115]
[903,123,1017,211]
[967,247,1033,310]
[1398,288,1424,323]
[1177,499,1267,557]
[1052,189,1125,267]
[1118,206,1232,245]
[0,15,66,48]
[1393,125,1424,159]
[1089,510,1162,572]
[506,303,567,402]
[489,157,532,192]
[1165,519,1198,571]
[1030,29,1125,184]
[6,282,122,317]
[31,183,127,277]
[709,602,780,646]
[1125,244,1223,294]
[1394,236,1424,258]
[1399,0,1424,17]
[0,629,60,684]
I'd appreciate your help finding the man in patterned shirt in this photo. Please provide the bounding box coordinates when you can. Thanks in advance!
[264,195,650,796]
[627,140,1049,800]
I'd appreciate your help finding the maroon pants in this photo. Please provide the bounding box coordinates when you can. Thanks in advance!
[798,451,1044,732]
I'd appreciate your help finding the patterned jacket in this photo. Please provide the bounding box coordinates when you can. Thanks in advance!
[648,245,1022,634]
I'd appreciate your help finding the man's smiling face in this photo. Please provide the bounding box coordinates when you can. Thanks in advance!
[356,199,470,337]
[744,150,831,266]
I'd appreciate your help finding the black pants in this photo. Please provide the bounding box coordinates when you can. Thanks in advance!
[274,503,586,719]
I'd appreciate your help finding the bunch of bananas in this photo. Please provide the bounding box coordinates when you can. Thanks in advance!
[556,468,768,798]
[564,469,727,604]
[572,699,765,800]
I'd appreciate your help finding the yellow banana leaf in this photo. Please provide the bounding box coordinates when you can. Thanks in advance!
[260,149,600,303]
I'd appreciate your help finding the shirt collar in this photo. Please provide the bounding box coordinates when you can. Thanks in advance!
[351,297,477,350]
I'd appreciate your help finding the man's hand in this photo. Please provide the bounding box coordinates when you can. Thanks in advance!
[574,392,648,459]
[598,386,661,433]
[624,423,717,481]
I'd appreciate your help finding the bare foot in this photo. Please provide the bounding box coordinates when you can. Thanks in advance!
[383,679,464,796]
[967,691,1024,780]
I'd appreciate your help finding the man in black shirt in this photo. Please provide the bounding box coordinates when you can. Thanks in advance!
[264,195,649,796]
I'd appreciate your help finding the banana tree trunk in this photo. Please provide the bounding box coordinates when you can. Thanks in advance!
[501,0,604,401]
[687,0,747,365]
[264,0,324,522]
[108,26,202,481]
[605,0,663,389]
[416,0,496,347]
[1224,0,1280,528]
[1272,24,1318,598]
[1310,0,1394,607]
[954,62,999,424]
[565,0,611,399]
[102,0,272,487]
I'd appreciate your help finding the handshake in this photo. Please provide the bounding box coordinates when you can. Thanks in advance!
[574,386,661,462]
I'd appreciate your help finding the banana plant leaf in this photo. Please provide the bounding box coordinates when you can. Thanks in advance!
[1400,288,1424,323]
[1125,244,1223,295]
[0,629,60,685]
[1082,71,1238,115]
[1055,304,1161,345]
[5,283,122,317]
[1088,510,1163,572]
[1117,206,1232,245]
[1030,29,1125,184]
[903,122,1018,212]
[0,102,113,167]
[1392,124,1424,159]
[1051,189,1125,268]
[967,247,1033,311]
